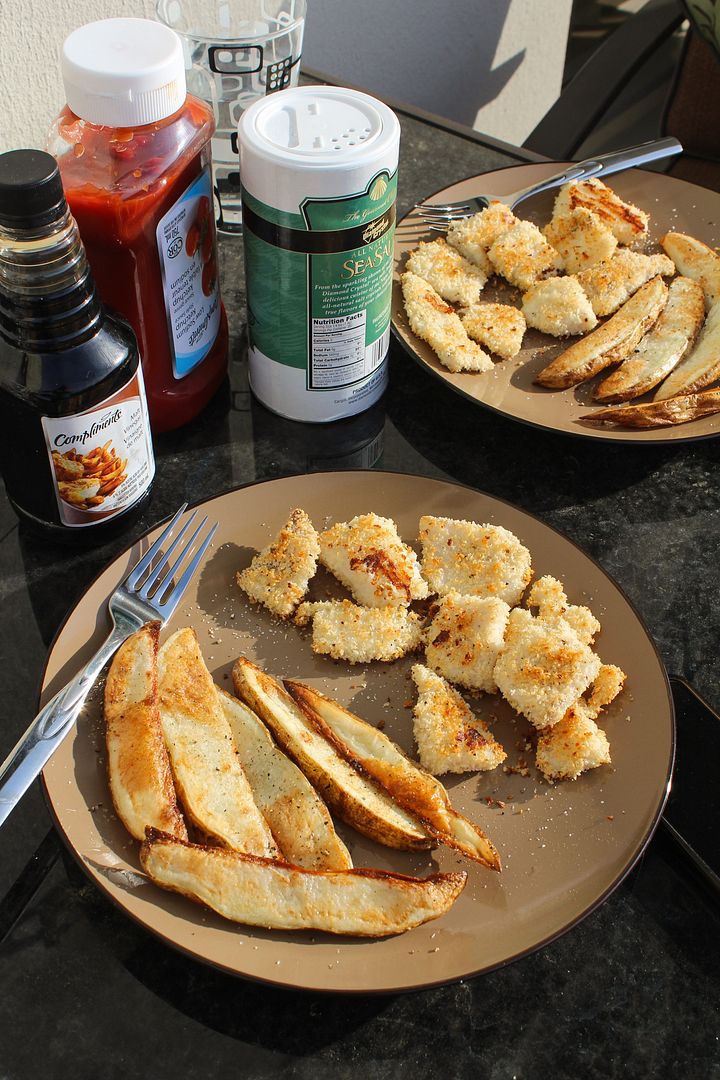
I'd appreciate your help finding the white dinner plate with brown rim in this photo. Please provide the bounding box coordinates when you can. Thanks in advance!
[41,472,673,993]
[393,162,720,443]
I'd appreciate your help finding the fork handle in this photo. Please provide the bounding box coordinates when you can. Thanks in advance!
[0,621,129,829]
[508,137,683,206]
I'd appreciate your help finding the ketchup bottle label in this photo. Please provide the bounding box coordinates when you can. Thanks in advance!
[155,167,222,379]
[41,368,155,528]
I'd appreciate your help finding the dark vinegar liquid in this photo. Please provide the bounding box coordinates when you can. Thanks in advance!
[0,315,152,541]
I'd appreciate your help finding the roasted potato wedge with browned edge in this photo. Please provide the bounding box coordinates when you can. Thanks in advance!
[104,622,187,842]
[285,680,501,871]
[218,688,352,871]
[232,656,434,851]
[584,388,720,428]
[141,829,466,937]
[158,630,278,858]
[535,276,668,389]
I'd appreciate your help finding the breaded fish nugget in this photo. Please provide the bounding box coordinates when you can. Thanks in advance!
[424,592,510,693]
[411,664,506,775]
[460,302,526,359]
[419,515,532,606]
[295,599,424,663]
[492,608,602,730]
[401,271,493,373]
[445,201,518,273]
[576,249,674,317]
[488,220,562,292]
[319,512,429,607]
[236,508,319,618]
[406,238,487,305]
[543,207,617,274]
[553,178,649,245]
[522,277,598,337]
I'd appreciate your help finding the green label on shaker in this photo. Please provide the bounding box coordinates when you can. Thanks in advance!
[243,170,397,390]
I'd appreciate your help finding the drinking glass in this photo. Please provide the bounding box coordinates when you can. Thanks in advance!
[156,0,307,232]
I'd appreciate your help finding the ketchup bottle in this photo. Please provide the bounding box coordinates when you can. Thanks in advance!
[49,18,228,432]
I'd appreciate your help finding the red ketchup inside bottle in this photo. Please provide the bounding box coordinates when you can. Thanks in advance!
[51,93,228,433]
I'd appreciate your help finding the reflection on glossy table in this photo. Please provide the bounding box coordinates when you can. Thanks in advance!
[1,100,719,1079]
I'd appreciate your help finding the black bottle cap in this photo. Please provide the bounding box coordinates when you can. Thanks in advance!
[0,149,67,229]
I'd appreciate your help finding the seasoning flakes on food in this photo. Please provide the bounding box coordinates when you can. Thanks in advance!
[236,507,320,618]
[318,511,429,607]
[411,664,507,775]
[419,515,532,606]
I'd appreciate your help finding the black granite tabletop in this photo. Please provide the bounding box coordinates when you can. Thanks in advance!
[1,105,719,1080]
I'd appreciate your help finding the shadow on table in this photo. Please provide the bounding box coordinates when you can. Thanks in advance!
[61,853,391,1051]
[385,348,720,518]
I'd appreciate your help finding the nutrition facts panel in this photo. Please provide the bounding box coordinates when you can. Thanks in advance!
[310,312,367,388]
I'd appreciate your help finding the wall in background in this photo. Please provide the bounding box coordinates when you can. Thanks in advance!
[0,0,572,153]
[0,0,155,154]
[302,0,572,144]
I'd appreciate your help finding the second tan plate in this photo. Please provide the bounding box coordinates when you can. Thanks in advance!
[41,472,673,992]
[393,163,720,443]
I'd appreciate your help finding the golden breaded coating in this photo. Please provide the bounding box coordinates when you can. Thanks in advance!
[424,592,510,693]
[526,575,601,646]
[411,664,506,775]
[401,271,493,373]
[492,607,602,730]
[460,302,526,359]
[586,664,626,717]
[522,277,598,337]
[445,201,518,273]
[535,701,610,781]
[661,231,720,310]
[295,600,423,663]
[236,508,319,618]
[419,515,532,606]
[543,207,618,274]
[488,220,562,292]
[319,512,429,607]
[553,178,649,245]
[575,249,675,317]
[406,238,487,306]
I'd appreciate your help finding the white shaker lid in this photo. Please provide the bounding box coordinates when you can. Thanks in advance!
[238,86,400,171]
[62,18,186,128]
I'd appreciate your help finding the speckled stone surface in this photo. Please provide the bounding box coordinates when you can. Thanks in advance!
[1,105,719,1080]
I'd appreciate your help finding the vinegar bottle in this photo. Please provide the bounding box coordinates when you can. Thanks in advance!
[49,18,229,432]
[0,150,155,539]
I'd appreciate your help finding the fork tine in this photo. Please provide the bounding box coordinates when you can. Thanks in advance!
[125,503,188,589]
[135,510,198,596]
[414,202,472,213]
[138,514,208,603]
[155,521,219,616]
[417,213,468,224]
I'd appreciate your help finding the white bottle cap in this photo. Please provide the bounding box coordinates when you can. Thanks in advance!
[62,18,186,128]
[238,86,401,214]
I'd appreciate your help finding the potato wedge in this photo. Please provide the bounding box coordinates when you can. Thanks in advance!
[158,630,278,858]
[661,231,720,310]
[218,688,352,871]
[654,300,720,400]
[584,388,720,428]
[535,276,668,389]
[285,680,501,871]
[594,276,705,402]
[104,622,187,842]
[141,829,466,937]
[232,657,433,851]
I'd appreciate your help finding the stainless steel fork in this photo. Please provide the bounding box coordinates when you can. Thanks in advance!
[0,503,218,827]
[414,137,683,228]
